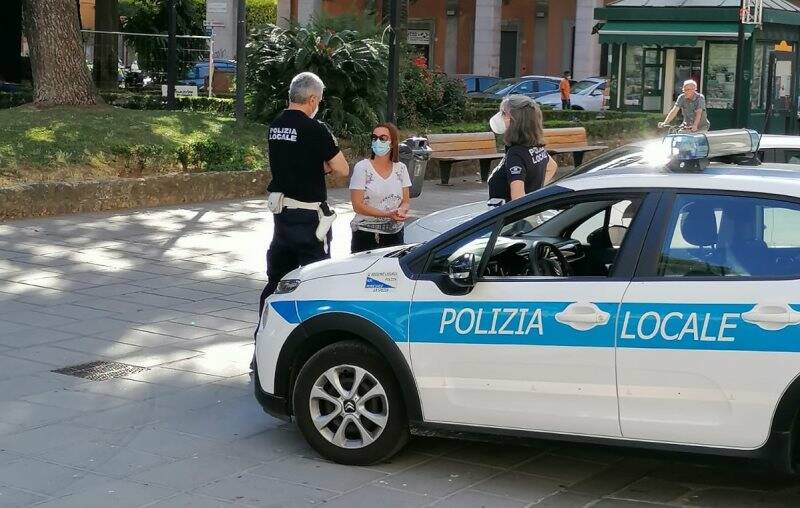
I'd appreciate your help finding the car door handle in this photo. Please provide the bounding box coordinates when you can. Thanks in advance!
[555,302,610,331]
[741,304,800,331]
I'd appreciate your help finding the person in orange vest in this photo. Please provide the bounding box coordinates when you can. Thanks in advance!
[560,70,572,110]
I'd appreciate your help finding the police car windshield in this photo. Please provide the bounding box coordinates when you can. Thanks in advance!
[502,209,562,237]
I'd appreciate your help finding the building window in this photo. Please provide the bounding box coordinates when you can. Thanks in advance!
[705,43,737,110]
[623,45,643,108]
[751,42,767,109]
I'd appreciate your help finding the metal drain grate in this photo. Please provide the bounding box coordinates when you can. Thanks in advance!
[52,360,148,381]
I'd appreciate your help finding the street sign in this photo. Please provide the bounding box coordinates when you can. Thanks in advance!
[208,2,227,14]
[162,85,198,97]
[407,30,431,45]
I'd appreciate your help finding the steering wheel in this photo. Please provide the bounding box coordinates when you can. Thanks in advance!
[528,241,570,277]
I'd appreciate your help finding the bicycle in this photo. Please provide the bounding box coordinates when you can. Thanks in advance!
[657,122,700,135]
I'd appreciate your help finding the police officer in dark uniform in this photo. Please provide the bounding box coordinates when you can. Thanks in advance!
[255,72,349,349]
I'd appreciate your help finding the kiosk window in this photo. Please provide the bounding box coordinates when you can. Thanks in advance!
[705,44,737,110]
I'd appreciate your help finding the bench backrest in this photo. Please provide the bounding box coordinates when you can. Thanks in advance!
[427,127,590,157]
[542,127,588,149]
[428,132,499,158]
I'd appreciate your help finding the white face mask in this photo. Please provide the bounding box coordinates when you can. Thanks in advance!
[489,111,506,135]
[309,96,320,118]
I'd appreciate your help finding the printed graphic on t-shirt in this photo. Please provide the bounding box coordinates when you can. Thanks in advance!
[269,127,298,142]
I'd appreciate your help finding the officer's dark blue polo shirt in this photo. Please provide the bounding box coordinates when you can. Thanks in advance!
[267,109,340,203]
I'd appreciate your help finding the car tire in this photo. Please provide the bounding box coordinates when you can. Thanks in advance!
[292,340,409,465]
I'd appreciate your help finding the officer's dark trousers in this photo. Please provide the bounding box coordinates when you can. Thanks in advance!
[258,208,330,321]
[253,209,331,364]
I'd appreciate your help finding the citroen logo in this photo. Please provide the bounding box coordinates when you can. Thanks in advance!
[343,401,356,413]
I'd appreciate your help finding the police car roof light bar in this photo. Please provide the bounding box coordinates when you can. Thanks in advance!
[663,129,760,172]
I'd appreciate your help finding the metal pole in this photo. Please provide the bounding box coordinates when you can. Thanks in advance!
[762,51,777,135]
[166,0,177,109]
[235,0,247,126]
[386,0,400,123]
[208,37,214,98]
[733,0,747,128]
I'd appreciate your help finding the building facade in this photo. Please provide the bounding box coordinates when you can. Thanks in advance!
[596,0,800,133]
[278,0,614,79]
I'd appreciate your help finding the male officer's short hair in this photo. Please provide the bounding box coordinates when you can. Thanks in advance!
[289,72,325,104]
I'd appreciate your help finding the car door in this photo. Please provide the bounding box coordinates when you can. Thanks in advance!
[617,191,800,449]
[408,191,658,436]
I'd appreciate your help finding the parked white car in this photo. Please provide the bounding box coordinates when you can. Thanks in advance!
[255,129,800,471]
[405,133,800,243]
[537,77,607,111]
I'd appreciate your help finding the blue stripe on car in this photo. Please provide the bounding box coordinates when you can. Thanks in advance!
[271,300,800,352]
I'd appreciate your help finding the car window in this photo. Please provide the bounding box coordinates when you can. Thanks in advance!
[538,80,559,93]
[513,81,534,94]
[570,80,595,94]
[428,226,494,275]
[781,149,800,164]
[658,194,800,277]
[485,196,643,278]
[571,200,635,247]
[483,79,518,95]
[478,77,498,91]
[463,77,476,93]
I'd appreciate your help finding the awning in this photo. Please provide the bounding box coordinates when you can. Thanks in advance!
[598,21,754,45]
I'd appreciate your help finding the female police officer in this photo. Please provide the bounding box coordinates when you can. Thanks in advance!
[487,95,557,203]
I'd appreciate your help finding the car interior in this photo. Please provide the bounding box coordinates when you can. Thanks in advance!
[658,196,800,277]
[436,198,643,279]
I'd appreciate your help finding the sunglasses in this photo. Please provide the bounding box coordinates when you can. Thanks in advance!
[371,134,391,142]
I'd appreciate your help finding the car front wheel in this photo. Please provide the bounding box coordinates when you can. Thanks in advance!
[292,340,409,465]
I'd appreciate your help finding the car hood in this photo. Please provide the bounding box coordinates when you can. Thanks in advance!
[286,246,405,281]
[412,201,490,235]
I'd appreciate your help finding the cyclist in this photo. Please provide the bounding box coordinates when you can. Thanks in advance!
[658,79,710,132]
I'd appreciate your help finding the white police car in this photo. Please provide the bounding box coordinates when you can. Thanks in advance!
[255,130,800,471]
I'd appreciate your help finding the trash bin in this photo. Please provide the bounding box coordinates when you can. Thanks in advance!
[399,137,432,198]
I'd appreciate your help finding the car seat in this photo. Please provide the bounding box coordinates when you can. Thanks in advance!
[718,204,771,276]
[673,202,723,276]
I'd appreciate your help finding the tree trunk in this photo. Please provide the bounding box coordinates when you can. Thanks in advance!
[93,0,119,90]
[23,0,97,105]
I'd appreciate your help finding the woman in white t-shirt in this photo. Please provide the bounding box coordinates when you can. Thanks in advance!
[349,122,412,253]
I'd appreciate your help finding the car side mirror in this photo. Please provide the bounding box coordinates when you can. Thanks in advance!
[448,253,478,288]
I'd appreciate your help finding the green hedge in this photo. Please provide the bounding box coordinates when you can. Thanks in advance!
[0,91,233,113]
[108,138,262,173]
[431,113,663,141]
[465,99,654,123]
[101,92,234,113]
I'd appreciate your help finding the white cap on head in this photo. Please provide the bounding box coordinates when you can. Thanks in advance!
[683,79,698,89]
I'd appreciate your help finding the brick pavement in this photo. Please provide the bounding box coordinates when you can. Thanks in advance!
[0,181,798,507]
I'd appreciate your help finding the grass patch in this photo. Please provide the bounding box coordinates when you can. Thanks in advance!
[0,105,267,186]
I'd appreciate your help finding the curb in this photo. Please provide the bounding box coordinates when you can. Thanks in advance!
[0,170,272,221]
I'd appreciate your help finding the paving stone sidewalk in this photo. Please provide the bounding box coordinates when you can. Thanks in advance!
[0,181,798,507]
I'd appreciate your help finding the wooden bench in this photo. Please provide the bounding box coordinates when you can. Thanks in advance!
[428,128,607,185]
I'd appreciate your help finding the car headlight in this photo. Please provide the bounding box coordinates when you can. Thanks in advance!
[275,279,301,294]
